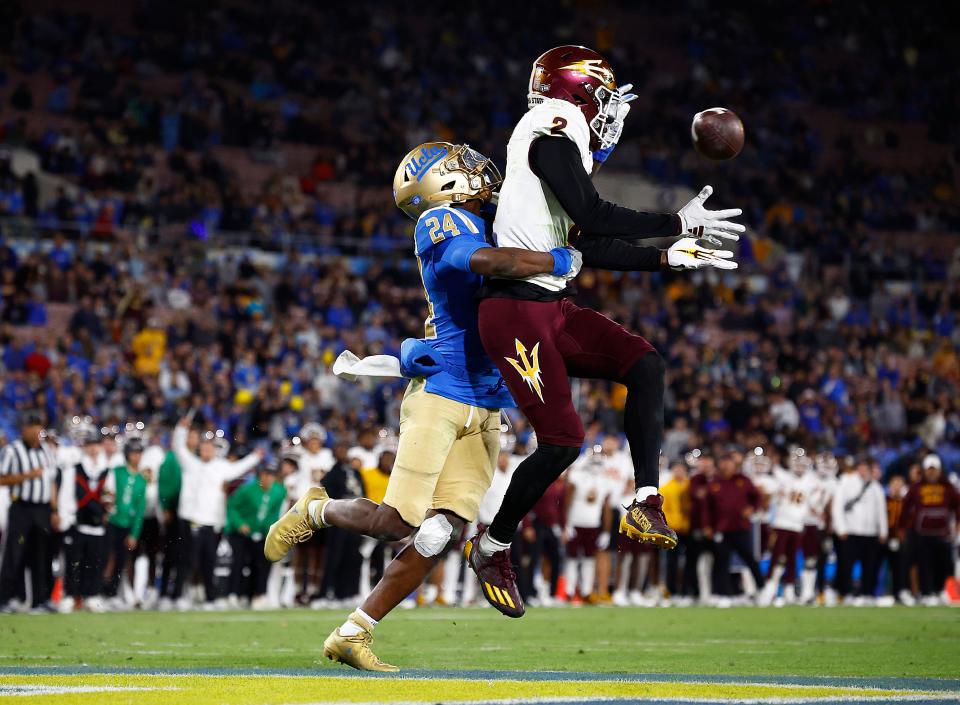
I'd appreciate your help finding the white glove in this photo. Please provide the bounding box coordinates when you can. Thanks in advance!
[595,532,610,550]
[667,237,738,270]
[677,185,745,242]
[604,83,637,148]
[564,247,583,280]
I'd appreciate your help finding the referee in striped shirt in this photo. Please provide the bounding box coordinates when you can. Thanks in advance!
[0,411,56,612]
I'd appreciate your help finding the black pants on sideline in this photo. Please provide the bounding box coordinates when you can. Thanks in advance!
[191,524,220,602]
[320,527,362,599]
[228,534,271,598]
[878,543,908,596]
[137,517,162,587]
[682,534,713,597]
[0,502,52,607]
[836,534,880,597]
[518,519,562,599]
[160,514,181,598]
[105,524,132,598]
[713,530,765,596]
[665,533,690,596]
[67,528,108,598]
[914,533,954,596]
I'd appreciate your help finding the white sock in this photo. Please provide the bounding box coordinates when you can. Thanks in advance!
[615,554,633,593]
[800,568,817,602]
[564,558,579,598]
[581,558,596,597]
[308,500,327,527]
[636,553,651,591]
[478,531,510,556]
[340,608,378,636]
[635,486,658,502]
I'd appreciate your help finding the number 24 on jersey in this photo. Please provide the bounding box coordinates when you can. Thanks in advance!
[423,212,462,244]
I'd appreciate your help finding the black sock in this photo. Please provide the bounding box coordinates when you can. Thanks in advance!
[622,352,665,490]
[488,443,581,544]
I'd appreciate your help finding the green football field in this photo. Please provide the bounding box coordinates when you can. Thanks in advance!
[1,606,959,704]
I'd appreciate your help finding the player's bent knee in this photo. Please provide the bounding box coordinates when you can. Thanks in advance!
[414,514,454,558]
[539,443,582,469]
[370,505,415,542]
[625,350,664,386]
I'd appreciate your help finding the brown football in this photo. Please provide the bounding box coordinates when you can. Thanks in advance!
[691,108,744,160]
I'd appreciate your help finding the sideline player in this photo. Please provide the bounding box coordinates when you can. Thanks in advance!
[758,448,817,606]
[264,142,581,671]
[467,45,744,615]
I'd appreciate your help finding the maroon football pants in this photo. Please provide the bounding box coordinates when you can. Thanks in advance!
[478,297,654,447]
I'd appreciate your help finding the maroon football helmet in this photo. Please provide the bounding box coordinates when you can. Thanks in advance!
[528,45,624,150]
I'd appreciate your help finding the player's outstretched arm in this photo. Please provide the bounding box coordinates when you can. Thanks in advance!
[433,234,582,280]
[577,234,736,272]
[576,235,665,272]
[468,246,582,279]
[529,136,679,240]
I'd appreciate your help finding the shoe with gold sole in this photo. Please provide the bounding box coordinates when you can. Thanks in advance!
[264,486,330,562]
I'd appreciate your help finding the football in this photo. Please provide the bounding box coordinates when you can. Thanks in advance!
[691,107,745,160]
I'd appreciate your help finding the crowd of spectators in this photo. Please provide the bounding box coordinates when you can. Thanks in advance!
[0,0,958,611]
[0,1,956,253]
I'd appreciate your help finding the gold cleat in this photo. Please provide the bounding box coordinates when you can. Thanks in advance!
[323,613,399,673]
[619,496,678,550]
[264,486,330,562]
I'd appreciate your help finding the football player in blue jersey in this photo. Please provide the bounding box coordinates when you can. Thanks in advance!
[264,142,581,671]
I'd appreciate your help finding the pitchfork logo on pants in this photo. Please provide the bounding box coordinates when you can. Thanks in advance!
[505,339,545,403]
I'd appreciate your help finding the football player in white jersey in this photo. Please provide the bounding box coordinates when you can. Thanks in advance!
[467,45,745,613]
[294,424,335,497]
[562,449,613,603]
[798,452,838,603]
[758,449,819,606]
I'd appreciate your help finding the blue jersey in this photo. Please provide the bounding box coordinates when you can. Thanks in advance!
[413,206,514,409]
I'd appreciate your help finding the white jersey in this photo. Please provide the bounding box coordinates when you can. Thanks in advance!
[293,447,336,498]
[751,472,778,525]
[494,98,593,292]
[347,446,379,473]
[565,458,611,529]
[594,450,633,508]
[298,448,335,483]
[804,473,835,529]
[770,470,818,533]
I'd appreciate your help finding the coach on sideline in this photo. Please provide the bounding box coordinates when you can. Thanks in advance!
[0,411,57,613]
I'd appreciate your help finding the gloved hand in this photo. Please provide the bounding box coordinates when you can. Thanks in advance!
[592,83,637,163]
[667,237,738,270]
[677,185,745,242]
[595,532,611,550]
[549,246,584,279]
[399,338,445,378]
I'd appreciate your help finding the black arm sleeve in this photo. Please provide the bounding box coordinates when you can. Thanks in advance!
[575,234,663,272]
[528,136,680,239]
